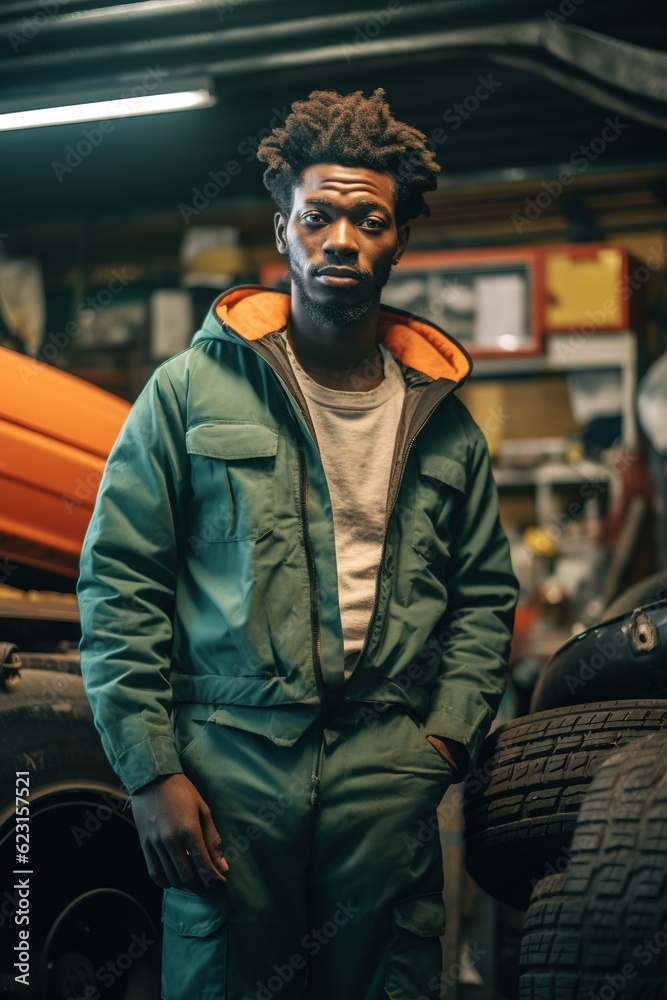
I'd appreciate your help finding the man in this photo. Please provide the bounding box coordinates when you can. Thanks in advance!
[78,86,519,1000]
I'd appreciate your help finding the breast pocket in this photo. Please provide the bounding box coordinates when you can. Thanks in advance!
[411,452,468,564]
[186,421,279,544]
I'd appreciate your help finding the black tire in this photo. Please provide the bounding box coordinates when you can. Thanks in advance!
[0,669,162,999]
[463,700,667,911]
[528,598,667,713]
[519,873,568,974]
[519,731,667,998]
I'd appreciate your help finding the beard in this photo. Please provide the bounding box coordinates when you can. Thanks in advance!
[286,247,394,328]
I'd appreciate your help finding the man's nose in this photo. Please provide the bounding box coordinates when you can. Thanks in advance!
[322,218,359,257]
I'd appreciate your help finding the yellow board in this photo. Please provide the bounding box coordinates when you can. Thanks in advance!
[545,247,625,329]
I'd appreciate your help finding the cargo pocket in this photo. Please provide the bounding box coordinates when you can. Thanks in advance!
[384,892,447,1000]
[186,421,279,544]
[412,452,467,564]
[161,888,228,1000]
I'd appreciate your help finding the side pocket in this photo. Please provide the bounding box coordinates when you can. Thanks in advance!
[161,888,228,1000]
[172,705,217,762]
[404,710,458,783]
[177,717,214,762]
[384,892,447,1000]
[420,727,459,781]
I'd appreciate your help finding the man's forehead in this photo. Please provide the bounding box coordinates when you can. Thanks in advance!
[294,163,396,209]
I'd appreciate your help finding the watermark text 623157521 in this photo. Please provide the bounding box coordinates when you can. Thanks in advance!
[14,772,32,988]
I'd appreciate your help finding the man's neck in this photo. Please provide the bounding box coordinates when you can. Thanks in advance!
[285,292,386,391]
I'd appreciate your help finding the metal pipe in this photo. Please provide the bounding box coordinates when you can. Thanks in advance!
[0,7,521,72]
[0,0,274,34]
[0,24,556,100]
[545,22,667,103]
[0,0,581,33]
[2,15,666,144]
[489,50,667,131]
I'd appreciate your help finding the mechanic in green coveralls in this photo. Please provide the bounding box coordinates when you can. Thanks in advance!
[78,86,519,1000]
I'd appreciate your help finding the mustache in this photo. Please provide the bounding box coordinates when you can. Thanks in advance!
[309,265,370,281]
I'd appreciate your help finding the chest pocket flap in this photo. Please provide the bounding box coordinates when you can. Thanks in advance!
[185,421,279,460]
[417,452,468,495]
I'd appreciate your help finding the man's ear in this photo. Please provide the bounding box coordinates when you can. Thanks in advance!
[274,211,287,255]
[394,223,410,265]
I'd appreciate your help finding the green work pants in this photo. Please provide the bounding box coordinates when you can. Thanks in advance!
[160,701,455,1000]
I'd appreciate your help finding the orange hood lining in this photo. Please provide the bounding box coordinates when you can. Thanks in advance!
[214,287,471,383]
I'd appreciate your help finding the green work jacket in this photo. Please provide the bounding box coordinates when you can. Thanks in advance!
[77,285,520,794]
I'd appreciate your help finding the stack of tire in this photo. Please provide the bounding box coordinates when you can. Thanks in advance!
[520,732,667,997]
[463,572,667,996]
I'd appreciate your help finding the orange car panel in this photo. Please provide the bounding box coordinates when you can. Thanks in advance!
[0,346,130,577]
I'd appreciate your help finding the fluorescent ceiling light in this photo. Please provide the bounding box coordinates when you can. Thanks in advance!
[0,88,217,132]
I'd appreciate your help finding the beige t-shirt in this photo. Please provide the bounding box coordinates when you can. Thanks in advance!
[280,326,406,679]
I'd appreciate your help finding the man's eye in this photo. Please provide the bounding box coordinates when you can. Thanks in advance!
[303,212,324,223]
[361,219,384,230]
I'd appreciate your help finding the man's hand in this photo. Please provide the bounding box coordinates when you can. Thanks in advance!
[130,773,229,894]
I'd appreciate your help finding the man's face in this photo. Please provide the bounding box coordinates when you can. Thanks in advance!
[274,163,409,327]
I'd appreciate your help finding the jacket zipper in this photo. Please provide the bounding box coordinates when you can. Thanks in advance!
[344,381,459,680]
[226,466,236,536]
[273,379,328,711]
[240,334,329,710]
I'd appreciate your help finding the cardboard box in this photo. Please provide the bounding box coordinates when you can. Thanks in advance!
[459,375,580,450]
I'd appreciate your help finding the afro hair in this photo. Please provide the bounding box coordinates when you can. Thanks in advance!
[256,87,441,227]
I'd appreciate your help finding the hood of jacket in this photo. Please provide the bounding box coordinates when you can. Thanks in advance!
[191,284,473,387]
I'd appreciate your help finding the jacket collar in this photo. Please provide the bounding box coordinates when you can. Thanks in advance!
[193,284,473,386]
